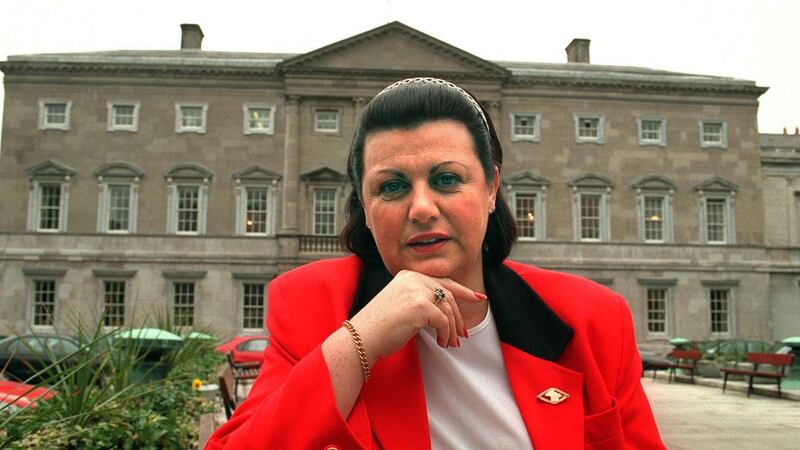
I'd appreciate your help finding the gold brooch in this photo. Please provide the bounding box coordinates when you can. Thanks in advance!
[536,387,569,405]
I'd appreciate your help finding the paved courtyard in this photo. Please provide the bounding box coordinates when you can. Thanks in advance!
[643,378,800,449]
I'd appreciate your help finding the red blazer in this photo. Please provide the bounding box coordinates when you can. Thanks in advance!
[206,256,665,450]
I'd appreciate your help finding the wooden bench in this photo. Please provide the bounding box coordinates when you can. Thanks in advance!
[656,350,702,383]
[720,352,794,398]
[226,352,260,401]
[218,364,237,420]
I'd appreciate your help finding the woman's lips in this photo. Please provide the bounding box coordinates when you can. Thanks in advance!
[407,237,450,253]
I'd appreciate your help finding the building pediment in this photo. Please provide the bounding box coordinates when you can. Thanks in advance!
[504,171,551,188]
[26,160,76,179]
[164,163,213,181]
[694,176,738,192]
[567,173,614,189]
[631,174,676,191]
[232,165,282,182]
[300,167,347,182]
[280,22,509,80]
[94,161,145,179]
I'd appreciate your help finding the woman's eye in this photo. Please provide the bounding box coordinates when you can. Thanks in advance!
[379,180,407,198]
[434,173,460,189]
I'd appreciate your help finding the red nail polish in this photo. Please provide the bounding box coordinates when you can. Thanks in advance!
[463,327,469,338]
[474,292,488,301]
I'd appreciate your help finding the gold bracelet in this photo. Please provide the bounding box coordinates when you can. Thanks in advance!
[342,320,370,383]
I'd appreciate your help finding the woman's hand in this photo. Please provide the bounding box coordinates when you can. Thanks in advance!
[349,270,487,364]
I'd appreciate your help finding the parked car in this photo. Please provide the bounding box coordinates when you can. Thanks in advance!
[216,335,268,364]
[0,380,54,413]
[0,334,80,383]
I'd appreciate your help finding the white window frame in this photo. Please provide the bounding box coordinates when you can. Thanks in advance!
[168,184,205,235]
[97,182,138,233]
[106,101,140,132]
[574,114,604,144]
[699,195,735,244]
[243,103,276,135]
[706,285,735,338]
[572,190,611,242]
[314,109,340,133]
[241,281,267,332]
[172,281,196,327]
[637,117,667,147]
[235,184,277,236]
[29,278,58,329]
[100,279,127,328]
[312,188,338,236]
[510,190,546,241]
[28,180,69,233]
[699,120,728,148]
[38,99,72,131]
[510,112,541,142]
[636,191,674,243]
[174,102,208,134]
[645,286,670,337]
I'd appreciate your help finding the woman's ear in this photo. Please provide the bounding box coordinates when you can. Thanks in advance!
[488,165,500,207]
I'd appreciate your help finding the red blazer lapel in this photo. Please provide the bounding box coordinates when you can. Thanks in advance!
[363,339,430,450]
[502,343,584,449]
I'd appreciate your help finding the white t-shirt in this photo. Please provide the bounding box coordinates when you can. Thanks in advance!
[416,307,534,449]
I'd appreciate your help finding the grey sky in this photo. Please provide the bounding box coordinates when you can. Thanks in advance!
[1,0,798,136]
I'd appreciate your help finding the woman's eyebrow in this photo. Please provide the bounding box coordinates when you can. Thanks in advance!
[373,168,407,179]
[429,161,468,174]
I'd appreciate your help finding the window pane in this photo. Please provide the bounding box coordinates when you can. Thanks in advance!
[316,111,338,131]
[646,288,667,333]
[39,184,61,230]
[113,105,135,126]
[578,117,599,138]
[45,103,67,124]
[180,106,203,128]
[641,120,662,141]
[514,193,537,238]
[702,122,723,143]
[177,186,199,232]
[248,108,271,130]
[173,282,195,327]
[103,281,125,327]
[242,283,266,329]
[33,280,56,326]
[245,187,268,234]
[644,196,664,241]
[108,184,130,231]
[710,288,729,334]
[706,199,727,242]
[580,194,601,239]
[514,115,536,137]
[313,189,337,235]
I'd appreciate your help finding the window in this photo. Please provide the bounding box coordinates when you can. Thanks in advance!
[514,193,538,240]
[103,281,126,327]
[38,99,72,130]
[574,115,604,143]
[705,198,727,243]
[646,288,668,335]
[638,118,666,146]
[108,184,132,232]
[313,189,337,235]
[173,282,195,327]
[696,178,737,244]
[107,101,140,132]
[633,176,675,244]
[511,113,540,142]
[38,183,63,231]
[700,120,727,148]
[243,104,275,135]
[315,110,339,132]
[244,187,269,235]
[709,288,731,336]
[176,185,200,233]
[233,166,280,236]
[175,103,208,133]
[32,280,57,327]
[242,283,266,330]
[579,194,602,240]
[643,195,666,242]
[95,162,143,233]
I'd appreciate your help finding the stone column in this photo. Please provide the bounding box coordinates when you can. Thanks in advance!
[280,95,302,234]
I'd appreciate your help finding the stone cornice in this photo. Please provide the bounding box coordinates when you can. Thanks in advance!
[507,75,767,97]
[0,60,280,79]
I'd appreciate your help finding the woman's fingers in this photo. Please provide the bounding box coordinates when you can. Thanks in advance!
[437,277,488,304]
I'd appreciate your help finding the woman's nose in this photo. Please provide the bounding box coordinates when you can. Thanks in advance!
[407,185,439,223]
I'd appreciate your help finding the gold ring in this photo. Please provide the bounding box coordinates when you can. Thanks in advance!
[434,287,446,304]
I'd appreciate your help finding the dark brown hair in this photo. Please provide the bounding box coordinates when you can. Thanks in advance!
[340,79,517,265]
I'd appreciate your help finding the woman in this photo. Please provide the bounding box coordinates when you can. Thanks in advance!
[207,78,665,449]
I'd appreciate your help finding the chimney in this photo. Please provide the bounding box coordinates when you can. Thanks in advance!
[566,38,591,63]
[784,127,788,135]
[180,24,204,50]
[796,127,799,135]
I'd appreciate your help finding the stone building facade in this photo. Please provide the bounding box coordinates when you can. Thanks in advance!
[0,22,797,345]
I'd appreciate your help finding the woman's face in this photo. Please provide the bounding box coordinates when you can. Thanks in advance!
[361,119,499,287]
